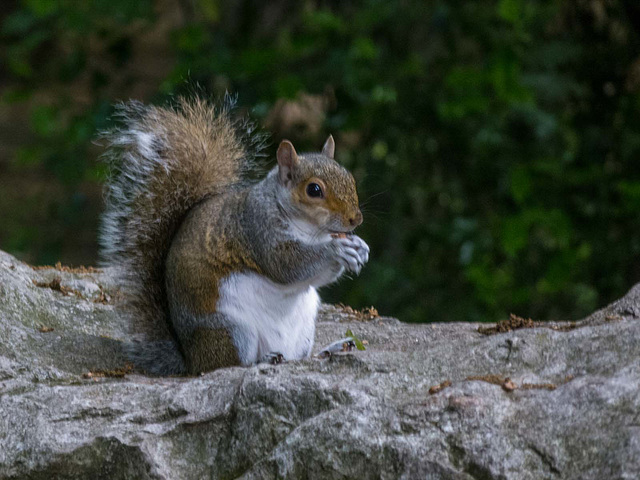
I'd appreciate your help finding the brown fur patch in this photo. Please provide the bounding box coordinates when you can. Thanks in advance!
[166,190,263,315]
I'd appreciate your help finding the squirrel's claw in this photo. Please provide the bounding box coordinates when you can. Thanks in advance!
[260,352,286,365]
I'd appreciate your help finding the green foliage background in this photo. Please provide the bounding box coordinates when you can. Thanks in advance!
[2,0,640,322]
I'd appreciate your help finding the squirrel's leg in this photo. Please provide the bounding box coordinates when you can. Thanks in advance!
[180,315,260,374]
[182,326,240,374]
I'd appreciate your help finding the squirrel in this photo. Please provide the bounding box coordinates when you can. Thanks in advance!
[100,97,369,375]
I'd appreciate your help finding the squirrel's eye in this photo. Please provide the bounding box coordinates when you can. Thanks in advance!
[306,182,324,198]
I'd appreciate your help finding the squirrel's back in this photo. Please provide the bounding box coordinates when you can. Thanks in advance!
[100,97,265,374]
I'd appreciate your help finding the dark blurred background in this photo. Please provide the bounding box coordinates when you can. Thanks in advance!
[1,0,640,323]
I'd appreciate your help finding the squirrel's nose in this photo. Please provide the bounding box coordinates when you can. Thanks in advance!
[348,210,363,228]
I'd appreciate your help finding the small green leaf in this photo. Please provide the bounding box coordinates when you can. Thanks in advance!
[345,329,366,351]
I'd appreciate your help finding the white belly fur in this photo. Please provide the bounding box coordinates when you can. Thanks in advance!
[216,271,319,365]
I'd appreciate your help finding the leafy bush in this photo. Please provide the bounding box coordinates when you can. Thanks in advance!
[2,0,640,322]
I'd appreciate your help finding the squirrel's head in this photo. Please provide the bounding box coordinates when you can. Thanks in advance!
[276,136,362,237]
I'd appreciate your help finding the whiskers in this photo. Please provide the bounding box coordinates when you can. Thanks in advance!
[359,189,389,222]
[360,189,388,204]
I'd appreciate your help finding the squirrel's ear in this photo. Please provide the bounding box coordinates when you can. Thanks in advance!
[277,140,299,187]
[321,135,335,159]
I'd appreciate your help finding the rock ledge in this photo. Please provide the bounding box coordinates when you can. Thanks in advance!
[0,250,638,479]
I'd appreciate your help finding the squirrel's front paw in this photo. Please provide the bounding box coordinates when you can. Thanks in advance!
[332,235,370,275]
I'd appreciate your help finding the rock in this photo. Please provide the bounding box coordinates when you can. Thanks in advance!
[0,248,638,479]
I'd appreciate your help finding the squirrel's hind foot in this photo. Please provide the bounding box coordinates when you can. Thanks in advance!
[260,352,286,365]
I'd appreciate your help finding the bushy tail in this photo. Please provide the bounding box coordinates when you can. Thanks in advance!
[100,96,266,375]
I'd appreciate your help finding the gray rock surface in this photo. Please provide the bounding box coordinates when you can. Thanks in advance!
[0,248,638,479]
